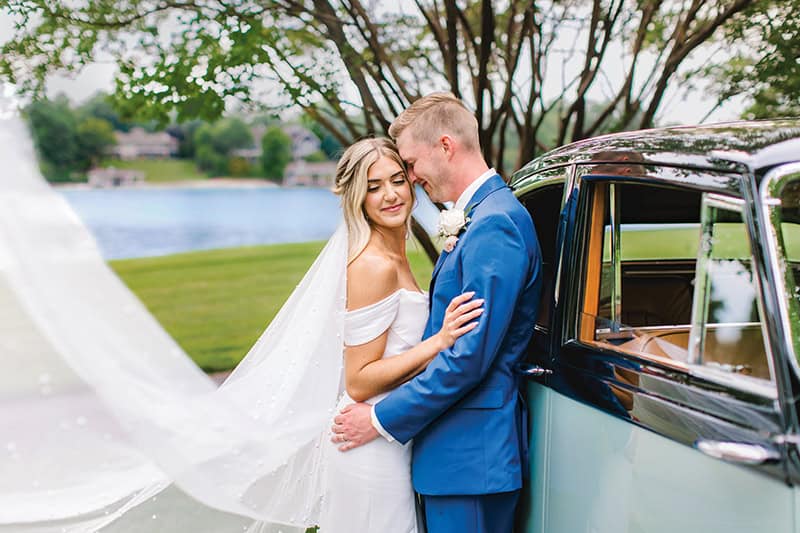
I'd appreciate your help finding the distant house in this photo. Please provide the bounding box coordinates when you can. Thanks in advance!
[88,167,145,188]
[107,127,179,160]
[283,124,321,160]
[283,160,338,187]
[232,124,322,164]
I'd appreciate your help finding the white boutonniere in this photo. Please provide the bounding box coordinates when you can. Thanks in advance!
[437,208,470,252]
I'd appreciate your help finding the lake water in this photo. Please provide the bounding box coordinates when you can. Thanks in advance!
[59,186,439,259]
[60,187,342,259]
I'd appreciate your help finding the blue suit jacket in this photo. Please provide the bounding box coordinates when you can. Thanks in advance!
[374,174,542,495]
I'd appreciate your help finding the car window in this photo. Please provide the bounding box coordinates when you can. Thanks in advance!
[519,179,566,332]
[768,176,800,362]
[696,208,769,381]
[577,181,773,391]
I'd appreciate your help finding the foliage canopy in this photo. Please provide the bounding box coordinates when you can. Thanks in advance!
[25,96,116,181]
[707,0,800,119]
[1,0,777,178]
[193,117,253,176]
[261,126,292,182]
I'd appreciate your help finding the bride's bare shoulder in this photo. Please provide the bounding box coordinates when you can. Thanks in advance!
[347,248,399,310]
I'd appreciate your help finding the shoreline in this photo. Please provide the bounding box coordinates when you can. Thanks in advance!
[51,177,324,191]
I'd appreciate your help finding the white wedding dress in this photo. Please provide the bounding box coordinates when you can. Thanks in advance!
[0,97,430,533]
[320,289,428,533]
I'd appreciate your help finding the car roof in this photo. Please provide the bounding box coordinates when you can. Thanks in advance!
[512,119,800,183]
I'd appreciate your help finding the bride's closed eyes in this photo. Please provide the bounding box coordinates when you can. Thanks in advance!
[367,172,407,193]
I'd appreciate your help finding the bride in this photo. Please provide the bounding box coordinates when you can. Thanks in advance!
[320,138,482,532]
[0,109,479,533]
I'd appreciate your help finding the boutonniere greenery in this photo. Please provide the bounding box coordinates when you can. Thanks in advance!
[437,207,471,252]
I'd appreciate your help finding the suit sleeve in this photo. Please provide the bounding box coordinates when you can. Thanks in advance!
[374,213,530,444]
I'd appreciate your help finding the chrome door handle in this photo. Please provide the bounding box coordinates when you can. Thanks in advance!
[515,362,553,378]
[695,439,781,465]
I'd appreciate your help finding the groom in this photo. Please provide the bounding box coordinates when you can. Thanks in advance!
[333,93,542,532]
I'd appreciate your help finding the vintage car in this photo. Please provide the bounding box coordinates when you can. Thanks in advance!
[509,120,800,532]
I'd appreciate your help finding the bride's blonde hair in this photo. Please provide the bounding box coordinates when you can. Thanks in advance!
[333,137,414,263]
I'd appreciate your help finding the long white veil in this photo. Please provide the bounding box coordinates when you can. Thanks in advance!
[0,102,346,532]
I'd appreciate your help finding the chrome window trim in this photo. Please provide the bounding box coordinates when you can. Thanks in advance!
[624,267,696,275]
[688,365,778,400]
[533,323,549,334]
[759,163,800,374]
[743,218,777,389]
[512,167,569,197]
[597,321,763,335]
[553,164,576,307]
[687,193,717,365]
[705,193,746,211]
[609,184,622,332]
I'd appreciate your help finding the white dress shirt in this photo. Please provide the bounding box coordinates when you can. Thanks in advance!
[370,168,497,442]
[455,168,495,211]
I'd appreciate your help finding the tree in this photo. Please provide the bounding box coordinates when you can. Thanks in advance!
[261,126,292,182]
[304,115,343,160]
[209,118,253,155]
[1,0,767,257]
[23,95,116,180]
[78,92,130,131]
[0,1,764,171]
[168,119,205,159]
[227,156,254,177]
[25,96,81,181]
[706,0,800,119]
[76,116,116,167]
[193,118,254,176]
[194,142,228,176]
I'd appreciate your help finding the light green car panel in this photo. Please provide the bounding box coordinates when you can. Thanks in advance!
[522,383,797,533]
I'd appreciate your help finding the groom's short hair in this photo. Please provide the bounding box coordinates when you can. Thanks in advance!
[389,93,480,153]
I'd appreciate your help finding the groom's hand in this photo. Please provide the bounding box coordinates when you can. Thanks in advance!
[331,402,378,452]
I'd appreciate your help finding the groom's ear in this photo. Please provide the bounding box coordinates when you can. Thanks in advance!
[440,135,456,158]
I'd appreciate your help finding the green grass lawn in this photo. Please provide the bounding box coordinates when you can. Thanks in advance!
[113,222,798,372]
[102,158,207,182]
[110,241,434,372]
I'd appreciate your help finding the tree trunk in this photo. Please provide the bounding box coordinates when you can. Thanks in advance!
[411,216,439,264]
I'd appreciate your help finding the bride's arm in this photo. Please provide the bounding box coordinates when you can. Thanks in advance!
[344,257,482,402]
[345,317,471,402]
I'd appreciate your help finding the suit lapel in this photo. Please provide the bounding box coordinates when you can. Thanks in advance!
[427,174,507,297]
[431,248,449,280]
[428,251,448,309]
[464,173,506,213]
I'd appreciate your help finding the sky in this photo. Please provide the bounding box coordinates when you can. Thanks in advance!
[0,9,744,127]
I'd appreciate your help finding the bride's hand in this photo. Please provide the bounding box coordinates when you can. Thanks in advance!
[435,291,484,349]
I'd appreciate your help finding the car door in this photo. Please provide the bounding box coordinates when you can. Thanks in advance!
[517,166,794,533]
